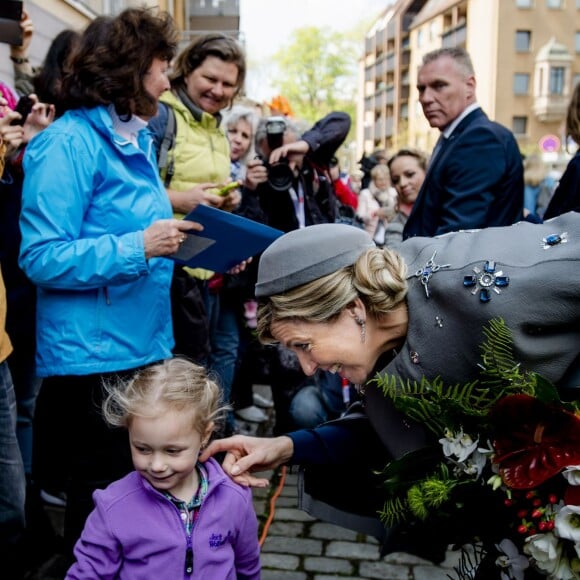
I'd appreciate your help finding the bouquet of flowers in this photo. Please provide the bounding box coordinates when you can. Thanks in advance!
[375,318,580,579]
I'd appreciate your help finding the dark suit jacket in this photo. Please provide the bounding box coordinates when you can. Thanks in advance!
[403,108,524,239]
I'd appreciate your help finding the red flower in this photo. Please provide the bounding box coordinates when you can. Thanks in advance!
[491,394,580,489]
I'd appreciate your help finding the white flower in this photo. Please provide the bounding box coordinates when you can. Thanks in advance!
[439,428,478,463]
[555,505,580,543]
[563,466,580,486]
[524,532,562,576]
[495,538,528,580]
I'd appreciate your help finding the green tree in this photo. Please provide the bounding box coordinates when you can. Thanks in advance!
[271,26,356,125]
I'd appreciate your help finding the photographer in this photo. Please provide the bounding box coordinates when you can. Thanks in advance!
[236,110,351,434]
[239,111,350,233]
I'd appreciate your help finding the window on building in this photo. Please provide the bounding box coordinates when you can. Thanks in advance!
[516,0,532,7]
[512,116,528,135]
[546,0,562,7]
[576,32,580,53]
[574,73,580,87]
[513,73,530,94]
[429,22,437,41]
[417,28,424,48]
[515,30,531,52]
[550,66,565,94]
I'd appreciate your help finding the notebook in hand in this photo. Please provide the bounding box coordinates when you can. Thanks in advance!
[170,204,283,273]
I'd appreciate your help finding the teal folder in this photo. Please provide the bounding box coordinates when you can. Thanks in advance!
[170,204,283,273]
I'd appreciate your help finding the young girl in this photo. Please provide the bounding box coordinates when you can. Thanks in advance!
[66,357,261,579]
[356,163,398,247]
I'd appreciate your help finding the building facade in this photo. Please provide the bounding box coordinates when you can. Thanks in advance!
[359,0,580,162]
[1,0,240,89]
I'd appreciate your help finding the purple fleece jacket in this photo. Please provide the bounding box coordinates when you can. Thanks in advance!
[66,458,261,579]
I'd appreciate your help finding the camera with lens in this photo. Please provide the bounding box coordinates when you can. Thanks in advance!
[261,116,294,192]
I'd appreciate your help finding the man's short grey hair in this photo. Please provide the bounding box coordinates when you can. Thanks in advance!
[422,47,475,78]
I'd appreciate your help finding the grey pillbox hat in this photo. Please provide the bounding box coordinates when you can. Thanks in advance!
[255,223,375,297]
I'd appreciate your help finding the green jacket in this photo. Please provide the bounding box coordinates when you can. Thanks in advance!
[159,90,230,198]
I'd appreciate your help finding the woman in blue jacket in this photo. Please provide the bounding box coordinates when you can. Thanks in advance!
[18,8,201,558]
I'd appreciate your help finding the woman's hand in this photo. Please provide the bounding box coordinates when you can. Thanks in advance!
[143,218,203,259]
[167,183,223,214]
[226,256,251,275]
[10,10,34,59]
[0,110,24,156]
[199,435,294,487]
[221,188,241,212]
[243,158,268,191]
[23,98,55,143]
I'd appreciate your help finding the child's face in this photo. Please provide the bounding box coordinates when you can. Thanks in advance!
[129,405,212,501]
[373,174,390,191]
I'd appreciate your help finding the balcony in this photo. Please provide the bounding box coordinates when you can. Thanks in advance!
[365,36,374,54]
[376,28,385,47]
[385,86,395,105]
[365,95,374,111]
[532,94,569,122]
[441,23,466,48]
[386,52,396,73]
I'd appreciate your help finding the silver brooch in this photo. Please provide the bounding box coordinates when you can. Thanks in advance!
[463,260,509,303]
[414,250,451,298]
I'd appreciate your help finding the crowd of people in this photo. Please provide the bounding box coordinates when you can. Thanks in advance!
[0,5,579,579]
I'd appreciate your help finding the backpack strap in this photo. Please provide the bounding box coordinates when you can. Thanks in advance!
[157,103,176,188]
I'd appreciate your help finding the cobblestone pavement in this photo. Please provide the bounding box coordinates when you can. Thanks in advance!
[255,469,461,580]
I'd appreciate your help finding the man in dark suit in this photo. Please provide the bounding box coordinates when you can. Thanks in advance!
[403,47,524,239]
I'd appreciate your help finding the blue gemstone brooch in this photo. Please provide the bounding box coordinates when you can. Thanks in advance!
[463,260,509,303]
[414,250,451,298]
[542,232,567,250]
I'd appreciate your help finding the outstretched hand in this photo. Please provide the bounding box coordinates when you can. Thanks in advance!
[199,435,294,488]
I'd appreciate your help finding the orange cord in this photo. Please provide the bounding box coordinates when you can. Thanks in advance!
[258,465,287,547]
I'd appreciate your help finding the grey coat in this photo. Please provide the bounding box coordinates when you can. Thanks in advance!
[366,211,580,454]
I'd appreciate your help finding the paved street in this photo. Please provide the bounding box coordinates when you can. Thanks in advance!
[255,469,462,580]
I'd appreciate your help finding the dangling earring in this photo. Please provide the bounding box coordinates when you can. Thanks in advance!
[355,315,366,343]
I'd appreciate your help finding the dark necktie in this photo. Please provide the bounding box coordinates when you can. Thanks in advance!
[429,134,447,167]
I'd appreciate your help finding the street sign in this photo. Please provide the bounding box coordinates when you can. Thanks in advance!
[538,134,561,153]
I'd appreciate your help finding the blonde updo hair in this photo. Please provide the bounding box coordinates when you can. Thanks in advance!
[257,246,408,344]
[103,357,225,435]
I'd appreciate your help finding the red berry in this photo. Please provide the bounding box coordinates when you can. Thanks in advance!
[548,494,558,504]
[531,509,543,519]
[526,491,536,500]
[538,521,548,531]
[532,498,542,507]
[504,499,513,507]
[518,524,528,534]
[547,521,555,531]
[517,509,528,519]
[528,527,537,535]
